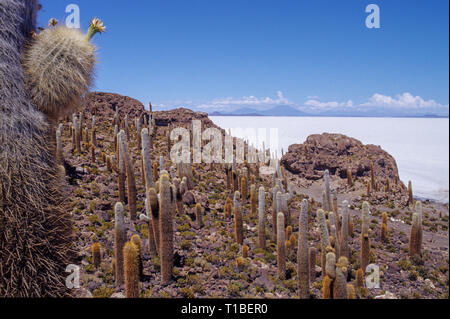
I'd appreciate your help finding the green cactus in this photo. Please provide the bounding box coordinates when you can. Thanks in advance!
[92,242,102,268]
[141,128,154,189]
[258,187,266,249]
[123,241,140,298]
[114,202,126,286]
[24,19,104,119]
[233,191,244,245]
[339,200,350,259]
[277,212,286,279]
[309,247,316,283]
[317,209,331,273]
[118,130,137,220]
[361,201,370,271]
[297,199,310,299]
[159,174,174,285]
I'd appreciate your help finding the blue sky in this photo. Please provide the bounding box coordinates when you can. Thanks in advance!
[37,0,449,116]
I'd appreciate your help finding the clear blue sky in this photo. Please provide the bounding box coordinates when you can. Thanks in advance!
[37,0,449,115]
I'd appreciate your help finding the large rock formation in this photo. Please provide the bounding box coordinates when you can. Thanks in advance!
[84,92,145,120]
[281,133,399,181]
[84,92,224,132]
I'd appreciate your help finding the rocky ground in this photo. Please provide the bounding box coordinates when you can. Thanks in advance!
[63,92,448,299]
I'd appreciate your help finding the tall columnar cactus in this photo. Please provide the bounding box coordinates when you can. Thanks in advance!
[131,234,143,279]
[118,130,137,220]
[258,187,266,249]
[322,251,336,299]
[159,174,174,284]
[195,203,203,228]
[124,115,130,140]
[146,187,160,254]
[347,169,353,186]
[56,126,63,164]
[409,202,423,257]
[141,198,157,256]
[271,185,281,241]
[333,258,348,299]
[407,181,413,205]
[317,209,331,272]
[117,133,126,204]
[123,241,140,298]
[324,169,332,211]
[415,201,423,253]
[92,242,102,268]
[233,191,244,245]
[152,161,158,182]
[241,175,248,200]
[224,197,232,219]
[141,128,154,189]
[356,268,364,289]
[24,18,104,119]
[277,212,286,279]
[328,211,339,256]
[361,201,370,271]
[309,247,316,283]
[297,199,310,299]
[340,201,350,259]
[73,113,81,154]
[381,212,389,242]
[281,193,289,226]
[347,284,356,299]
[173,178,183,215]
[114,202,126,286]
[250,184,257,216]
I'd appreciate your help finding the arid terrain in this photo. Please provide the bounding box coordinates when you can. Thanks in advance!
[62,92,449,299]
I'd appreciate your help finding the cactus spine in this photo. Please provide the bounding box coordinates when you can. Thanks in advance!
[114,202,126,286]
[118,130,137,220]
[148,188,160,254]
[233,191,244,245]
[297,199,310,299]
[277,212,286,279]
[159,174,174,284]
[123,241,140,298]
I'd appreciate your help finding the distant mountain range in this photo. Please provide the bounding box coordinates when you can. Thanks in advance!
[207,105,449,118]
[209,105,307,117]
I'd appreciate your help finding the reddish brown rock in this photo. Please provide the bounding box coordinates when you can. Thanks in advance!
[281,133,399,181]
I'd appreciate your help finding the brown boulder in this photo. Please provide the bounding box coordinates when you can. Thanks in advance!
[281,133,399,181]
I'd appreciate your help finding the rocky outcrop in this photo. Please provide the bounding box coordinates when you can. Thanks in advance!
[84,92,145,120]
[281,133,399,181]
[84,93,222,131]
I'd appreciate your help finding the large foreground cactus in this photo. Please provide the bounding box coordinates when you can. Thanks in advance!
[0,0,73,297]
